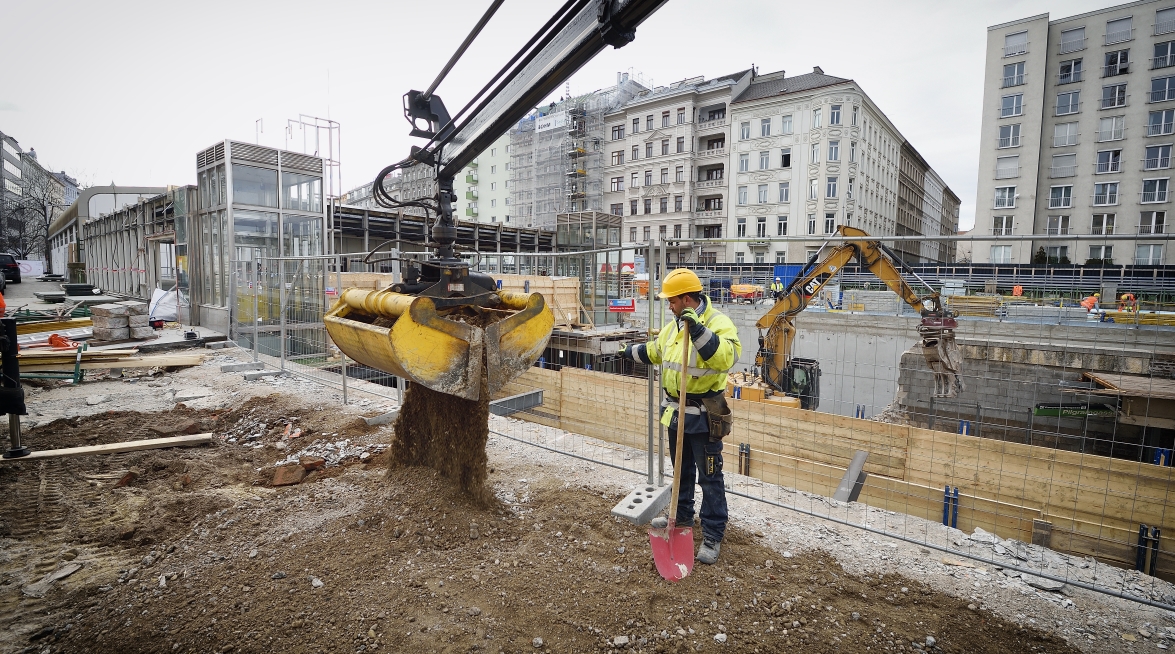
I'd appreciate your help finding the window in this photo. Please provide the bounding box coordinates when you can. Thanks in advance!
[676,136,684,153]
[674,196,683,212]
[490,182,497,190]
[233,164,278,207]
[828,140,840,161]
[1104,49,1130,75]
[631,200,638,215]
[1089,245,1114,262]
[781,114,793,134]
[1144,210,1167,232]
[993,215,1014,235]
[759,151,770,169]
[632,118,640,133]
[644,170,652,185]
[847,178,855,200]
[1101,83,1127,109]
[756,216,767,237]
[610,176,624,192]
[1059,58,1083,84]
[739,153,749,172]
[660,197,668,213]
[675,165,684,182]
[703,167,723,181]
[490,165,497,174]
[758,184,769,203]
[646,115,653,130]
[1045,246,1070,263]
[990,245,1013,263]
[662,111,670,127]
[998,155,1021,178]
[1153,76,1175,102]
[0,141,16,157]
[778,182,790,202]
[760,118,771,136]
[706,108,726,121]
[490,199,496,207]
[777,215,788,236]
[611,125,625,140]
[1004,30,1028,56]
[660,168,669,184]
[826,177,839,198]
[631,145,639,161]
[2,159,21,178]
[736,217,747,237]
[4,178,21,195]
[999,123,1022,148]
[1053,122,1078,147]
[1046,214,1071,235]
[809,178,819,200]
[781,148,792,168]
[706,137,725,151]
[776,251,787,264]
[1147,144,1173,169]
[813,108,822,127]
[1093,213,1116,234]
[611,203,623,216]
[1002,62,1025,87]
[736,251,745,264]
[808,214,817,235]
[1098,115,1125,141]
[810,143,820,164]
[631,172,638,187]
[1046,153,1074,178]
[740,122,750,139]
[1049,185,1073,209]
[1056,91,1080,115]
[643,226,651,241]
[1137,244,1164,264]
[1150,109,1175,135]
[824,213,836,234]
[629,227,637,242]
[1060,27,1086,54]
[644,198,652,214]
[850,141,857,162]
[670,223,680,239]
[1095,149,1121,173]
[738,186,748,204]
[1160,7,1175,35]
[611,151,624,165]
[677,109,685,124]
[1143,178,1170,203]
[656,139,666,156]
[994,186,1016,208]
[1106,17,1133,45]
[852,106,859,126]
[1156,40,1175,69]
[1094,181,1120,205]
[1003,93,1025,117]
[645,142,653,158]
[829,104,842,125]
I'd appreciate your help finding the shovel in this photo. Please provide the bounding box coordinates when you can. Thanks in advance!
[649,327,695,581]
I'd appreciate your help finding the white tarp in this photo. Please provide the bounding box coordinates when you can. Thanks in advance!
[149,288,178,321]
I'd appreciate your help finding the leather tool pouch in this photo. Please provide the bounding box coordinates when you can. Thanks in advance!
[700,394,733,442]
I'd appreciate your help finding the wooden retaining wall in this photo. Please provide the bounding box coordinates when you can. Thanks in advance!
[497,367,1175,578]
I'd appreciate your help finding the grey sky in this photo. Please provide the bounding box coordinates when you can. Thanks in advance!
[1,0,1115,230]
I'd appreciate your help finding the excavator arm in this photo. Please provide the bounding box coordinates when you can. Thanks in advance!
[754,226,965,403]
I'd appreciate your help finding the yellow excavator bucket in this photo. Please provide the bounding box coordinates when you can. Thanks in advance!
[324,288,554,401]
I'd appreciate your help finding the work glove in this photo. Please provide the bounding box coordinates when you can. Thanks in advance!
[679,307,705,338]
[619,344,635,361]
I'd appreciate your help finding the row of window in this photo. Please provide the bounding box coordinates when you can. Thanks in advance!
[610,108,692,140]
[998,110,1175,151]
[992,211,1167,236]
[609,167,688,190]
[994,179,1171,209]
[609,196,687,216]
[1004,9,1175,59]
[611,137,688,164]
[735,178,854,203]
[1002,144,1175,179]
[1000,78,1175,119]
[989,243,1162,265]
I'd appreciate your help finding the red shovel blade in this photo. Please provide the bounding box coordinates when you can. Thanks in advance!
[648,521,694,581]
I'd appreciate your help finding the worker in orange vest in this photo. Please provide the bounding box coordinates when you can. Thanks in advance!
[1119,293,1137,312]
[1080,293,1100,312]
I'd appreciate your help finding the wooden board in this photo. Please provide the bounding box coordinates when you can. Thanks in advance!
[20,354,205,372]
[0,434,213,462]
[16,318,93,335]
[1085,371,1175,400]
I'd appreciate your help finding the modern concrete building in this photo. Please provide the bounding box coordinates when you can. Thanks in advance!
[974,1,1175,265]
[726,67,960,265]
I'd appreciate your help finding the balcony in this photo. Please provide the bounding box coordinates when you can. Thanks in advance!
[1092,225,1115,235]
[1001,104,1025,118]
[465,190,478,200]
[465,173,477,184]
[1152,90,1175,103]
[1139,223,1167,234]
[1057,70,1084,84]
[695,147,726,160]
[1049,165,1077,178]
[1105,28,1135,45]
[1093,193,1120,206]
[748,240,770,249]
[1155,54,1175,70]
[1097,127,1126,142]
[1044,227,1071,235]
[1059,38,1087,54]
[1102,64,1131,77]
[465,206,478,217]
[1001,73,1026,88]
[693,208,726,219]
[696,118,727,132]
[1055,102,1081,117]
[995,166,1021,179]
[991,226,1013,235]
[1149,122,1175,136]
[1095,161,1121,174]
[1158,20,1175,36]
[1141,190,1170,203]
[1145,157,1172,170]
[1048,198,1073,209]
[1004,42,1028,57]
[695,178,725,189]
[1100,94,1129,110]
[1053,133,1079,147]
[998,135,1021,148]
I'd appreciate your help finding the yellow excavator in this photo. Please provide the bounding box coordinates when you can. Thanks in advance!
[752,226,965,409]
[323,0,668,401]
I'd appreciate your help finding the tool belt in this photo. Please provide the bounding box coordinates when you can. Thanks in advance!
[663,391,732,442]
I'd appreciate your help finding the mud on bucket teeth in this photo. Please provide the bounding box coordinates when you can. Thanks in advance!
[324,288,554,401]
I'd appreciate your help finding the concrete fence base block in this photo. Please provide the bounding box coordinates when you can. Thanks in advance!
[611,483,672,526]
[243,370,284,381]
[206,341,236,350]
[221,361,265,372]
[362,410,400,427]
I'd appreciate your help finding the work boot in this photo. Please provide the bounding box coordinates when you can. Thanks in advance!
[649,516,668,529]
[697,539,721,564]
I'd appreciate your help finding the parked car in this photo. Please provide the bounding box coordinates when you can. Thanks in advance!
[0,255,20,283]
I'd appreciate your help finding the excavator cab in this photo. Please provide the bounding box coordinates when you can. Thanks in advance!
[785,358,821,411]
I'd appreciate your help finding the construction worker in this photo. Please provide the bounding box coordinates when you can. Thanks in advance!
[770,277,784,295]
[1120,293,1137,312]
[620,268,741,564]
[1080,292,1100,313]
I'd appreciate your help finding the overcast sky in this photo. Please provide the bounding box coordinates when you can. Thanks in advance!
[2,0,1115,230]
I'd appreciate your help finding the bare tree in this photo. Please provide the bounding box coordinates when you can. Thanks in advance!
[0,163,62,261]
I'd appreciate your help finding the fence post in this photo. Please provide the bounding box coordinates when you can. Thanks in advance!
[339,256,347,405]
[252,260,259,363]
[646,245,656,487]
[942,486,950,526]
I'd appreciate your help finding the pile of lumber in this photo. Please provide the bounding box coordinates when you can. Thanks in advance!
[946,295,1002,317]
[18,348,205,373]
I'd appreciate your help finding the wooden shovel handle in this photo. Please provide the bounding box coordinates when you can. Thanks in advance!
[667,326,691,525]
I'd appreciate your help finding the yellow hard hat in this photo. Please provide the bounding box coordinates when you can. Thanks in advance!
[658,268,703,298]
[1094,293,1101,298]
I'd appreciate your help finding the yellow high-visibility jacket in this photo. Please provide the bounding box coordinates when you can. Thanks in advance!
[631,296,741,429]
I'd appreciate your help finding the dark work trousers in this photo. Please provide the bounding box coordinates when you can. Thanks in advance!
[667,424,728,544]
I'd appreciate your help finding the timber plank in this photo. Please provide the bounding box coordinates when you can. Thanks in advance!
[0,434,213,462]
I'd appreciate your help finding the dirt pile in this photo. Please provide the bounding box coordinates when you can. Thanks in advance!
[391,379,492,503]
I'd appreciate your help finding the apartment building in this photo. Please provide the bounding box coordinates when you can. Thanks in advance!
[726,68,959,265]
[602,70,752,264]
[974,1,1175,265]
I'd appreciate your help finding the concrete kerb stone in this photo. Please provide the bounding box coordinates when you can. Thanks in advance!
[243,370,284,381]
[221,362,265,373]
[206,341,237,350]
[362,410,400,427]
